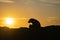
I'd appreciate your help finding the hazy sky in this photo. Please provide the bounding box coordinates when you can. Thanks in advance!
[0,0,60,28]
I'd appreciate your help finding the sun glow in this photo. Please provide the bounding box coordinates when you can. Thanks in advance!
[5,18,14,25]
[4,18,15,28]
[2,17,29,28]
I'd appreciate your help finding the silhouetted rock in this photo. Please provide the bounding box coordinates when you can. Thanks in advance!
[28,18,41,31]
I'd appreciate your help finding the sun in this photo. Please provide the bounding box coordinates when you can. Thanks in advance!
[5,18,14,25]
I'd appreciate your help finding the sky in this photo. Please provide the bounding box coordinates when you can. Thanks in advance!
[0,0,60,28]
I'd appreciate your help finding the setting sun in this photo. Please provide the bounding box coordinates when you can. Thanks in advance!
[5,18,14,25]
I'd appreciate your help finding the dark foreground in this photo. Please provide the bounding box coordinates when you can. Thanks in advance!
[0,18,60,40]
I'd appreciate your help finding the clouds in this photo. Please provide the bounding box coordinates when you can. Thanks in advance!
[40,0,60,3]
[2,0,59,7]
[47,17,60,25]
[39,0,60,6]
[0,0,15,3]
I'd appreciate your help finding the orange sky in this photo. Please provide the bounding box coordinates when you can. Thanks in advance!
[0,0,60,28]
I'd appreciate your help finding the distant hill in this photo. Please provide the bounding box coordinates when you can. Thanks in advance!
[0,25,60,40]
